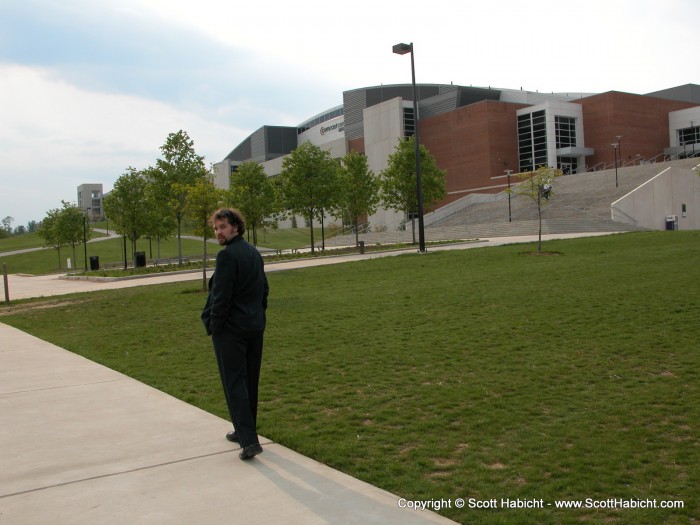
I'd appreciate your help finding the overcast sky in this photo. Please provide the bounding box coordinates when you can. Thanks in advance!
[0,0,696,228]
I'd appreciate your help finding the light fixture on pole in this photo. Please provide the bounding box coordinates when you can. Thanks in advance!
[611,143,619,188]
[393,42,426,253]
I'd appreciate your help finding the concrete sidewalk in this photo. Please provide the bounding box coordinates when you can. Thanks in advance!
[0,323,456,524]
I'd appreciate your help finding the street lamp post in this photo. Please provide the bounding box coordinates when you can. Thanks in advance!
[491,170,514,222]
[82,213,88,271]
[393,42,426,253]
[611,143,619,188]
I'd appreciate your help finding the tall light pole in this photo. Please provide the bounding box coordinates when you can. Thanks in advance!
[505,170,513,222]
[611,143,619,188]
[82,212,88,271]
[616,135,622,166]
[491,169,514,222]
[393,42,425,253]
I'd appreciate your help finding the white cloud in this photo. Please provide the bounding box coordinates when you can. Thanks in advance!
[0,64,245,225]
[1,0,697,228]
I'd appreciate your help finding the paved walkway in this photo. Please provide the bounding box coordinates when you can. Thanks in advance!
[0,232,617,524]
[1,232,616,302]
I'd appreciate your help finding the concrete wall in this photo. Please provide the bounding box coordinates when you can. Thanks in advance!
[364,97,406,229]
[611,166,700,230]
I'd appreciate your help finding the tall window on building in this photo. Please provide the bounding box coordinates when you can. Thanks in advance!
[678,124,699,157]
[518,110,547,172]
[555,116,576,148]
[555,116,578,174]
[403,106,416,138]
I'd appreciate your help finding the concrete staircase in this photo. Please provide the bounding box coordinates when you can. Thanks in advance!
[429,158,699,237]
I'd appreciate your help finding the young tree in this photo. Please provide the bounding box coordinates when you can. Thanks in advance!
[37,208,65,268]
[142,166,176,259]
[104,168,151,266]
[278,142,339,253]
[337,151,380,247]
[227,161,278,246]
[508,165,563,254]
[152,130,208,264]
[379,136,446,241]
[1,216,14,235]
[57,200,89,269]
[181,176,223,291]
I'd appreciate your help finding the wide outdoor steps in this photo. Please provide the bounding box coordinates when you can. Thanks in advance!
[324,158,697,246]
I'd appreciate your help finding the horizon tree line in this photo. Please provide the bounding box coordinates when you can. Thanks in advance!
[28,129,449,271]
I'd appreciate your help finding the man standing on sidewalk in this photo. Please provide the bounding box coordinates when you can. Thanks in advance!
[201,208,269,460]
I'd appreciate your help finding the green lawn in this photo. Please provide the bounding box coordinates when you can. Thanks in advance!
[1,231,698,524]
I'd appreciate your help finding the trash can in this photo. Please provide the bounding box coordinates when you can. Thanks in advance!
[89,256,99,271]
[135,251,146,268]
[359,241,365,254]
[665,215,678,231]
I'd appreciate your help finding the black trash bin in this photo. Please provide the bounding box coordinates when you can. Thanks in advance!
[135,251,147,268]
[89,256,99,271]
[359,240,365,254]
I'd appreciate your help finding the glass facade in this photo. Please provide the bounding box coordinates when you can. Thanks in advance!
[403,106,415,138]
[678,125,698,145]
[518,110,547,172]
[556,116,578,173]
[555,116,576,148]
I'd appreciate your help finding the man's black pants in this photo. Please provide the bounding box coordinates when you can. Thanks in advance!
[212,329,263,448]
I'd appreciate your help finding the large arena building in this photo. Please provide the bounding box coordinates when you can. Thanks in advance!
[213,83,700,232]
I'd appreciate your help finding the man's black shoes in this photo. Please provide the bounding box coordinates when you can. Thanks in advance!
[239,443,263,460]
[226,431,262,460]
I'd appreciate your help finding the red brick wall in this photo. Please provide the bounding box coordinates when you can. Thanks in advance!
[576,92,696,167]
[419,100,528,206]
[347,137,365,154]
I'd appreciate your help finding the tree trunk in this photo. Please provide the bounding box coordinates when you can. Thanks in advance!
[202,239,207,292]
[537,194,543,254]
[321,212,325,251]
[308,212,315,254]
[177,212,183,266]
[354,218,359,248]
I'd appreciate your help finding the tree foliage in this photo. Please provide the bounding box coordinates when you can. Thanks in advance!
[181,175,223,290]
[278,142,339,253]
[380,136,446,221]
[337,151,380,247]
[1,216,14,235]
[37,208,65,268]
[227,161,278,246]
[152,130,208,264]
[104,167,152,265]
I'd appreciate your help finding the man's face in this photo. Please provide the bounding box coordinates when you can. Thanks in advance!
[213,218,238,245]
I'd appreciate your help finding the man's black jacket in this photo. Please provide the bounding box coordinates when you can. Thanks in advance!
[201,235,269,336]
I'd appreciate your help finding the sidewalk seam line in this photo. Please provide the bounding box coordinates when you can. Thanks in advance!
[0,441,275,499]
